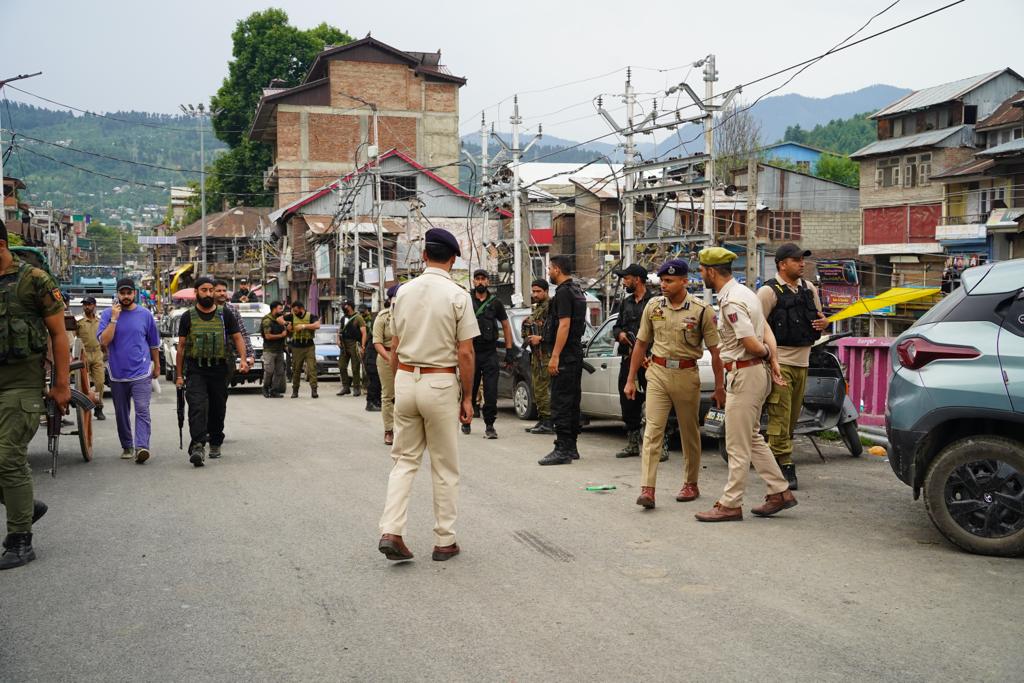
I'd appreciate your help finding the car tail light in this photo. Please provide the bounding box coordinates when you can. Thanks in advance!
[896,338,980,370]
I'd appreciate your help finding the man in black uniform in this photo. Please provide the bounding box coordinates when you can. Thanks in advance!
[230,278,255,303]
[538,255,588,466]
[611,263,654,459]
[466,269,514,439]
[359,303,381,412]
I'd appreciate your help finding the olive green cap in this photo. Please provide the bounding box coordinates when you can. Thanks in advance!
[698,247,738,266]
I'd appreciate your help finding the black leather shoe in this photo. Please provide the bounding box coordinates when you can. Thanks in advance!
[538,448,572,466]
[337,387,351,396]
[311,388,319,399]
[94,406,105,420]
[525,421,543,433]
[353,387,361,397]
[0,532,35,570]
[781,463,798,491]
[366,403,381,412]
[529,421,555,435]
[461,423,471,435]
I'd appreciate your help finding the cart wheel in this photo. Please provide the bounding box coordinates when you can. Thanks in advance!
[77,405,93,462]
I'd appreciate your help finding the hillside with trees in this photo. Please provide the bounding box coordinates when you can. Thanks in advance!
[781,111,877,155]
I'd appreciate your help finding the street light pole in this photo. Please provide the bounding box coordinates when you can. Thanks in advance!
[0,71,42,221]
[180,103,221,277]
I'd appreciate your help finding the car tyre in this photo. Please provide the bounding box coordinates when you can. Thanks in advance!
[838,420,863,457]
[513,379,536,421]
[923,436,1024,557]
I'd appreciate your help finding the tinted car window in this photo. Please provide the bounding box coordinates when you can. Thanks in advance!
[937,292,1011,326]
[587,318,617,357]
[1001,292,1024,338]
[911,287,965,327]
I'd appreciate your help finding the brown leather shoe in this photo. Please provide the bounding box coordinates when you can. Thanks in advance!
[636,486,656,509]
[432,543,460,561]
[378,533,414,561]
[694,502,743,522]
[675,482,700,502]
[384,430,394,445]
[751,490,798,517]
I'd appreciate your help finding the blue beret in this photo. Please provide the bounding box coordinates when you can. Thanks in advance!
[656,259,689,277]
[386,283,401,299]
[424,228,461,257]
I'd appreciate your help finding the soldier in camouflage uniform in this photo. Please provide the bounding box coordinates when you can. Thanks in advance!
[522,278,553,434]
[0,219,71,570]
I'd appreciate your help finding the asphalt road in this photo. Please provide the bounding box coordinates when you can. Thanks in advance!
[3,382,1021,682]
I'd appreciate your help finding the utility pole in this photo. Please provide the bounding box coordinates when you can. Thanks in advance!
[479,113,489,276]
[259,217,267,303]
[0,72,42,222]
[622,69,637,267]
[702,55,717,303]
[506,96,541,306]
[745,154,759,289]
[179,103,221,277]
[371,105,386,309]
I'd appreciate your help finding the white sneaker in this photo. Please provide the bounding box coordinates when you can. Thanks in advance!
[121,448,133,460]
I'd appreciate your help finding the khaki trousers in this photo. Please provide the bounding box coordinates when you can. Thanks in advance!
[720,363,790,508]
[379,369,461,546]
[766,364,809,465]
[377,355,396,431]
[84,349,105,406]
[641,363,701,488]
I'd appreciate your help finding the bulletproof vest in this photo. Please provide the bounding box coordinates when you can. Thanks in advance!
[186,307,227,365]
[767,279,820,347]
[341,314,362,341]
[0,263,50,365]
[474,296,499,345]
[543,280,587,353]
[522,299,548,339]
[290,311,314,344]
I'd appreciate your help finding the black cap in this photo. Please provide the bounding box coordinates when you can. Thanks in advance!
[613,263,648,279]
[775,242,811,262]
[116,277,136,291]
[531,278,550,290]
[424,227,461,257]
[82,296,97,305]
[357,303,370,312]
[194,276,215,290]
[240,278,248,284]
[342,300,355,309]
[472,269,489,279]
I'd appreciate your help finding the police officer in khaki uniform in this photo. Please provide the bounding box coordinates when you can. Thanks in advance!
[373,284,400,445]
[757,243,829,490]
[0,219,71,570]
[694,247,797,522]
[378,228,479,563]
[76,296,106,420]
[625,259,725,509]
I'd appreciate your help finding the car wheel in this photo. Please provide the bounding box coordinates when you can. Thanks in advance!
[923,436,1024,557]
[838,420,863,457]
[513,379,536,420]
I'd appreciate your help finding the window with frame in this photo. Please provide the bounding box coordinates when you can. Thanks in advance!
[903,155,918,188]
[876,158,901,187]
[1014,127,1023,140]
[918,153,931,186]
[381,175,417,201]
[768,211,801,240]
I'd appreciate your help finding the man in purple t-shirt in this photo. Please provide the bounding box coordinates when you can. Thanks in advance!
[98,277,161,464]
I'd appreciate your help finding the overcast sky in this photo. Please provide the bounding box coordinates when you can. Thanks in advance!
[4,0,1022,142]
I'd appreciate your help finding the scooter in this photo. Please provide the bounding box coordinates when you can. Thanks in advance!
[704,331,863,460]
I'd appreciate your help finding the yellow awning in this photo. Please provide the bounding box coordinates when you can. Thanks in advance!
[827,287,941,322]
[169,263,194,294]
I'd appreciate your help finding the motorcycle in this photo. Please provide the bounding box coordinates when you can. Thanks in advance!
[703,331,863,460]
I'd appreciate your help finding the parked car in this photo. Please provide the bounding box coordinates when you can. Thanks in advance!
[886,258,1024,557]
[312,325,342,379]
[160,308,188,381]
[497,310,715,422]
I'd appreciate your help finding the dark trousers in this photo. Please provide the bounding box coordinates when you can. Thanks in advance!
[364,345,381,405]
[185,364,230,448]
[472,348,500,425]
[618,359,647,431]
[551,356,583,449]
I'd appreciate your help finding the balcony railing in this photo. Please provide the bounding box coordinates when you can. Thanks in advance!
[938,212,988,226]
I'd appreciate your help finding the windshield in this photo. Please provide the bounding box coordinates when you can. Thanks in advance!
[241,317,262,335]
[315,326,338,345]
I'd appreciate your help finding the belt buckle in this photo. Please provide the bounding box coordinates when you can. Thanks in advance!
[666,359,681,369]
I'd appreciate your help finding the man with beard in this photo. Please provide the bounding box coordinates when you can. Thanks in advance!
[98,278,161,463]
[693,248,796,522]
[283,301,320,399]
[467,270,514,439]
[336,301,366,397]
[610,264,653,459]
[214,280,254,389]
[521,278,552,434]
[175,276,249,466]
[75,296,106,420]
[230,278,254,303]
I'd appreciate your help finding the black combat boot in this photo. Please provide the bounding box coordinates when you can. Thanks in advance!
[781,463,798,491]
[311,388,319,399]
[538,440,572,466]
[189,442,205,468]
[94,405,106,420]
[0,533,36,570]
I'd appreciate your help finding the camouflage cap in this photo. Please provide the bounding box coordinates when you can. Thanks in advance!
[698,247,737,266]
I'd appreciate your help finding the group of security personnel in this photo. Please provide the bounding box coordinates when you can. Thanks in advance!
[611,243,828,521]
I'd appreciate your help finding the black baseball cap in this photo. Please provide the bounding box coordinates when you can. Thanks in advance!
[613,263,648,279]
[82,296,97,305]
[775,242,811,262]
[472,269,489,279]
[116,277,136,291]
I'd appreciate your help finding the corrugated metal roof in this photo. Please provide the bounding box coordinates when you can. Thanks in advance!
[850,125,970,158]
[977,90,1024,130]
[930,157,995,180]
[977,137,1024,156]
[872,70,1004,119]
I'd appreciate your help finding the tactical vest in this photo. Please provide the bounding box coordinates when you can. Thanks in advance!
[767,279,820,347]
[474,296,499,345]
[543,280,587,354]
[261,313,285,352]
[290,311,314,344]
[0,263,50,365]
[341,314,362,342]
[185,306,227,366]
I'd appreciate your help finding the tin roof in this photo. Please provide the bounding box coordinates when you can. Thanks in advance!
[176,206,271,240]
[850,125,971,159]
[977,137,1024,157]
[976,90,1024,131]
[929,157,995,180]
[871,70,1008,119]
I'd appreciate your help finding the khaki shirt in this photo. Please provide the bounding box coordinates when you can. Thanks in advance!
[76,315,102,353]
[756,275,823,368]
[392,267,479,368]
[636,293,720,360]
[717,278,766,364]
[372,308,394,347]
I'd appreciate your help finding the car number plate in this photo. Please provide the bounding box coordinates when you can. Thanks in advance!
[703,407,726,437]
[328,367,340,373]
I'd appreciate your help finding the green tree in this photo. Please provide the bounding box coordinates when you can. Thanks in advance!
[83,222,140,264]
[814,153,860,187]
[204,9,352,212]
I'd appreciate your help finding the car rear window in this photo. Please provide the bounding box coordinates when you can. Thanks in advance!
[912,287,1012,328]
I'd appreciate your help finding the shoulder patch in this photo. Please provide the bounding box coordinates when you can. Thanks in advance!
[51,288,63,303]
[727,312,738,323]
